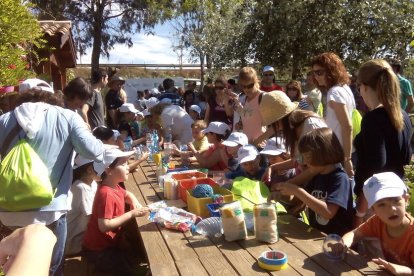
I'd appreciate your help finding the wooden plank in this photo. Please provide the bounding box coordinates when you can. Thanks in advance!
[175,260,209,276]
[277,214,325,243]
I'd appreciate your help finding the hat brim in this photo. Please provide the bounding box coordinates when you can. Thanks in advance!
[261,101,299,126]
[238,154,258,164]
[366,187,405,209]
[260,149,285,156]
[222,140,239,147]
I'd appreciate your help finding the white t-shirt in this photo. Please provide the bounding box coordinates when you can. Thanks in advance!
[325,85,355,146]
[65,180,97,255]
[161,105,194,144]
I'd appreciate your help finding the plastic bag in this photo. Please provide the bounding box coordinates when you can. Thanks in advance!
[149,206,200,232]
[220,201,247,241]
[254,203,278,243]
[0,139,53,211]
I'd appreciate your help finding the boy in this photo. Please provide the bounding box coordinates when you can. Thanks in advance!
[82,148,150,275]
[341,172,414,275]
[226,145,266,180]
[221,132,248,172]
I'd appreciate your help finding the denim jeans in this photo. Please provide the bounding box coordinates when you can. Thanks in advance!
[46,214,67,276]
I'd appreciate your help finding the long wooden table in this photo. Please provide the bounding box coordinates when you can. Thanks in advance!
[125,159,390,275]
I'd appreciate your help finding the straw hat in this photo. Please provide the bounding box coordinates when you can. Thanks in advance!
[108,75,125,86]
[259,91,299,126]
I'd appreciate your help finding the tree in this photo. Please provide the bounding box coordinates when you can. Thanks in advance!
[31,0,175,75]
[0,0,43,86]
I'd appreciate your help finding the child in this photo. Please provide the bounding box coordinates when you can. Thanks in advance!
[65,155,100,256]
[274,128,354,236]
[341,172,414,275]
[82,148,150,275]
[93,126,123,149]
[176,120,210,163]
[226,144,266,180]
[193,121,230,170]
[117,103,142,147]
[221,132,248,172]
[136,109,163,148]
[189,104,202,120]
[260,137,296,185]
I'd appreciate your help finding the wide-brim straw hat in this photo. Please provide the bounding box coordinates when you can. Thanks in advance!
[259,91,299,126]
[108,75,125,86]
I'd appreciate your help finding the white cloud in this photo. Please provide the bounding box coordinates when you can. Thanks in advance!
[78,32,191,65]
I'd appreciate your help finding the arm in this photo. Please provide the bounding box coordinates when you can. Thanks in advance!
[270,168,317,188]
[204,103,210,124]
[253,127,274,147]
[405,95,414,113]
[371,258,414,275]
[194,147,223,168]
[98,207,149,233]
[0,224,56,276]
[125,190,142,209]
[223,92,234,117]
[128,151,149,172]
[80,104,90,127]
[329,101,354,177]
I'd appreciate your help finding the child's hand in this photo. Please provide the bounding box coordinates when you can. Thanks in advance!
[141,151,149,160]
[132,207,150,217]
[262,167,273,184]
[372,258,414,275]
[273,182,299,196]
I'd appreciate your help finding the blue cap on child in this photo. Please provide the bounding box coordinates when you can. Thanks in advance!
[363,172,407,209]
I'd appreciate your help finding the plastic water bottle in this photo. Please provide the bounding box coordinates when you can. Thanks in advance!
[194,217,223,238]
[146,133,153,161]
[152,130,159,153]
[135,145,142,160]
[124,136,132,151]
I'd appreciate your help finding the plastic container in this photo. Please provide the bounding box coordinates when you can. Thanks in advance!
[207,203,221,217]
[194,217,223,237]
[179,177,217,203]
[124,136,132,151]
[172,171,207,182]
[187,186,233,218]
[163,176,179,200]
[323,234,346,261]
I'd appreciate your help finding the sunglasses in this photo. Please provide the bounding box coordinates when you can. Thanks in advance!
[215,86,225,90]
[312,69,326,76]
[241,83,255,89]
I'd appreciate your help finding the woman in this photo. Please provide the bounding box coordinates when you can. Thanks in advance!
[259,91,327,183]
[285,80,312,111]
[354,59,412,222]
[204,76,233,127]
[310,52,356,177]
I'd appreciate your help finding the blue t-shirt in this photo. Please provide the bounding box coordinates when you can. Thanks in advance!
[305,165,354,236]
[225,166,266,181]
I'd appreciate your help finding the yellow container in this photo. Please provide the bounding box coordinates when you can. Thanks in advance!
[187,187,233,218]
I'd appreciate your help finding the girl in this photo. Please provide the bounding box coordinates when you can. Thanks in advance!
[285,80,312,111]
[194,121,230,170]
[274,128,354,236]
[65,155,100,256]
[204,76,233,126]
[353,59,412,223]
[310,52,356,177]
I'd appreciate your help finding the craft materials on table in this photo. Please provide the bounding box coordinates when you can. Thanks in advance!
[254,202,278,243]
[257,250,288,271]
[220,201,247,241]
[148,205,201,232]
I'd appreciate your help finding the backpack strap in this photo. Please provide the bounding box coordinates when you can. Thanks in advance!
[1,123,21,158]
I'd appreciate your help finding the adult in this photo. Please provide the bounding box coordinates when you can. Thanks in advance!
[354,59,412,223]
[285,80,312,111]
[389,58,414,113]
[259,92,327,183]
[63,77,93,112]
[310,52,356,177]
[234,67,267,146]
[81,68,107,129]
[135,90,146,111]
[259,65,284,92]
[158,78,181,105]
[105,76,126,129]
[204,76,233,127]
[149,103,194,145]
[0,90,104,276]
[304,71,322,114]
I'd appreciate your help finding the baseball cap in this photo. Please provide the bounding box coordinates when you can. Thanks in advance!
[363,172,408,209]
[189,105,201,115]
[222,132,248,147]
[263,66,275,73]
[260,137,286,155]
[73,154,93,169]
[145,97,159,109]
[93,147,135,176]
[237,145,259,164]
[19,78,54,94]
[119,103,139,113]
[202,121,230,135]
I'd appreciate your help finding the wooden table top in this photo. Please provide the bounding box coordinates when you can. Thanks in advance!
[124,158,390,276]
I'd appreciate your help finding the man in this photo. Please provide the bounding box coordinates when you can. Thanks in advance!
[135,90,146,111]
[390,59,414,113]
[158,78,181,105]
[260,65,284,92]
[105,76,126,128]
[81,68,107,129]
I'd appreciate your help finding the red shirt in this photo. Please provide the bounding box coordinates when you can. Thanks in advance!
[260,84,284,92]
[82,184,126,251]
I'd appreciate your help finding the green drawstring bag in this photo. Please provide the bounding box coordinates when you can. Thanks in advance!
[352,109,362,139]
[0,139,53,211]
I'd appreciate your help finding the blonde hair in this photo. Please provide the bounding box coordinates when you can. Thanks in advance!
[191,120,207,129]
[239,67,260,90]
[357,59,403,131]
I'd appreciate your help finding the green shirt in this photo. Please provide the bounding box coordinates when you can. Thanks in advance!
[398,74,413,110]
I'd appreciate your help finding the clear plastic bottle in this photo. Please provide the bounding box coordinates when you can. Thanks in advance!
[146,133,153,161]
[124,136,132,151]
[152,130,159,153]
[194,217,223,238]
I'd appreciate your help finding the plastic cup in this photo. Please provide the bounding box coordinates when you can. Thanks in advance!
[322,234,346,261]
[212,171,225,186]
[153,153,162,166]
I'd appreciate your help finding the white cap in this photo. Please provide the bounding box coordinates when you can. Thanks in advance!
[363,172,408,209]
[150,88,160,95]
[112,129,121,140]
[237,145,259,164]
[222,132,248,147]
[93,148,135,176]
[189,105,201,115]
[263,66,275,73]
[145,97,159,109]
[202,121,230,135]
[142,109,151,117]
[19,78,54,93]
[73,154,93,169]
[260,137,286,155]
[119,103,139,113]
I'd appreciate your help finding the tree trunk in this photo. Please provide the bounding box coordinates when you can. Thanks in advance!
[91,2,104,76]
[200,52,205,91]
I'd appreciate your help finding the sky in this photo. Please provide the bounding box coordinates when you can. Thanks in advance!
[78,23,191,65]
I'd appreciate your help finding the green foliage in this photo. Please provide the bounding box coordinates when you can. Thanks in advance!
[404,162,414,216]
[0,0,43,86]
